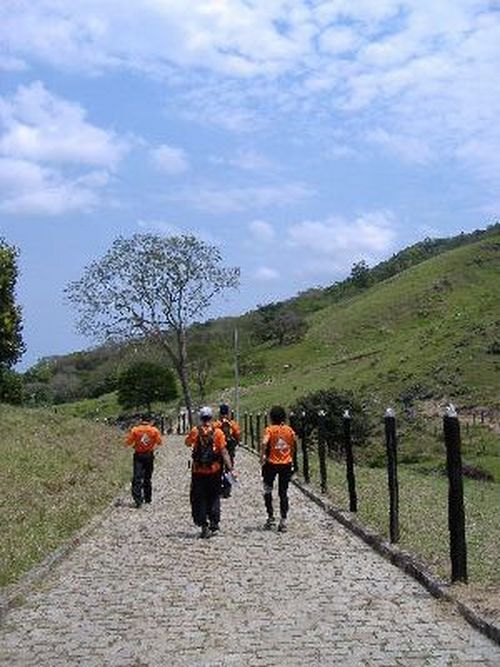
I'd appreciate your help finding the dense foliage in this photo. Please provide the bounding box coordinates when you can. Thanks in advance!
[117,361,178,412]
[0,239,24,368]
[289,387,371,454]
[0,239,25,402]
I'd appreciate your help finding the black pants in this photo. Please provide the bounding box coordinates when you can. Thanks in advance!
[132,452,154,505]
[262,462,292,519]
[190,473,221,528]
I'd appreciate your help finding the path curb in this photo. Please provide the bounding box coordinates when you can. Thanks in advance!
[242,443,499,647]
[292,477,500,647]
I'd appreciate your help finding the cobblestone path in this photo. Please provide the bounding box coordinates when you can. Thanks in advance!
[1,437,499,666]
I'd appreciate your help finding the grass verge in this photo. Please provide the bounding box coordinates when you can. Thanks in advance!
[0,405,130,587]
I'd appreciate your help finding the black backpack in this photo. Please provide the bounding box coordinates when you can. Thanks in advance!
[192,426,217,467]
[220,419,237,449]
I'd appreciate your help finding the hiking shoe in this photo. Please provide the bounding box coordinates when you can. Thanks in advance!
[209,523,220,534]
[278,519,287,533]
[200,525,211,539]
[134,500,142,509]
[264,517,275,530]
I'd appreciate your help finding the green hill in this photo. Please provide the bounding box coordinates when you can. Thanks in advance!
[236,232,500,412]
[24,225,499,419]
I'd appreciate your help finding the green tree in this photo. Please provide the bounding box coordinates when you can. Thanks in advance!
[349,260,370,288]
[253,303,307,346]
[117,361,178,413]
[65,234,239,424]
[289,387,370,455]
[0,369,24,405]
[0,239,25,368]
[0,239,24,401]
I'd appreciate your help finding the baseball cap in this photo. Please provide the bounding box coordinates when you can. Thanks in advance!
[199,406,213,419]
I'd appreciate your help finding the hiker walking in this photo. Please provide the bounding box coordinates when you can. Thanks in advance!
[214,403,241,498]
[261,405,297,532]
[125,415,163,508]
[185,406,235,538]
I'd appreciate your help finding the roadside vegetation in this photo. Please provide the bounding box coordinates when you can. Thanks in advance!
[0,405,129,587]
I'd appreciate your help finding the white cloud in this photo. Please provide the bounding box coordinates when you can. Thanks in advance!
[255,266,279,281]
[221,149,277,172]
[1,2,499,185]
[287,211,397,267]
[0,157,101,215]
[367,128,432,165]
[150,144,189,174]
[0,81,127,167]
[0,55,28,72]
[137,219,182,235]
[171,182,314,213]
[248,220,275,241]
[0,82,130,215]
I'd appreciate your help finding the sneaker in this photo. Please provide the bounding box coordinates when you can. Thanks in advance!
[278,518,287,532]
[134,500,142,509]
[209,523,220,533]
[199,525,211,539]
[264,517,275,530]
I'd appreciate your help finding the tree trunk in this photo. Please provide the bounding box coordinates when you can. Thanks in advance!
[177,327,193,427]
[157,329,193,427]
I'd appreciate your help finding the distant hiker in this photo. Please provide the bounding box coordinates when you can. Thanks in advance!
[185,406,235,538]
[125,415,163,508]
[214,403,241,498]
[261,405,297,532]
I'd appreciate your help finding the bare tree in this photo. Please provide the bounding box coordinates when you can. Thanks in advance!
[65,234,239,425]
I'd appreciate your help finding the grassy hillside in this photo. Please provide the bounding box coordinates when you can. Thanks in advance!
[0,405,130,587]
[235,233,500,412]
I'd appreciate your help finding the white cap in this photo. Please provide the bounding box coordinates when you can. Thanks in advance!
[199,406,213,419]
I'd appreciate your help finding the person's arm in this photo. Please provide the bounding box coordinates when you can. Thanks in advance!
[125,429,135,447]
[233,422,241,443]
[185,428,196,447]
[261,429,270,465]
[153,428,163,450]
[221,446,233,471]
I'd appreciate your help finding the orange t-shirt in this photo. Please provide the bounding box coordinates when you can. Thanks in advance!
[262,424,296,465]
[213,418,241,442]
[126,423,163,454]
[185,424,226,475]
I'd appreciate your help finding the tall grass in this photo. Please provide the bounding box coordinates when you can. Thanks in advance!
[0,405,130,587]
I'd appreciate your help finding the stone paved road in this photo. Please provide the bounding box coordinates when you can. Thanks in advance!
[1,437,499,666]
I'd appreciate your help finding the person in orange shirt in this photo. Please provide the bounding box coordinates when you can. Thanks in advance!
[261,405,297,532]
[125,415,163,508]
[213,403,241,498]
[185,406,235,538]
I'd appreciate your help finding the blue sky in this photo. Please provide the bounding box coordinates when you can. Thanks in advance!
[0,1,499,369]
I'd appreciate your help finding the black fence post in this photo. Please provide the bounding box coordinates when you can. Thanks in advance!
[264,412,268,429]
[443,405,468,583]
[182,412,187,435]
[384,408,399,543]
[244,412,248,447]
[289,411,299,473]
[256,413,262,452]
[301,411,310,484]
[318,410,327,493]
[160,416,165,435]
[177,413,181,435]
[343,409,357,512]
[249,413,255,450]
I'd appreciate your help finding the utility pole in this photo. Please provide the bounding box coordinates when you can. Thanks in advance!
[234,327,240,422]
